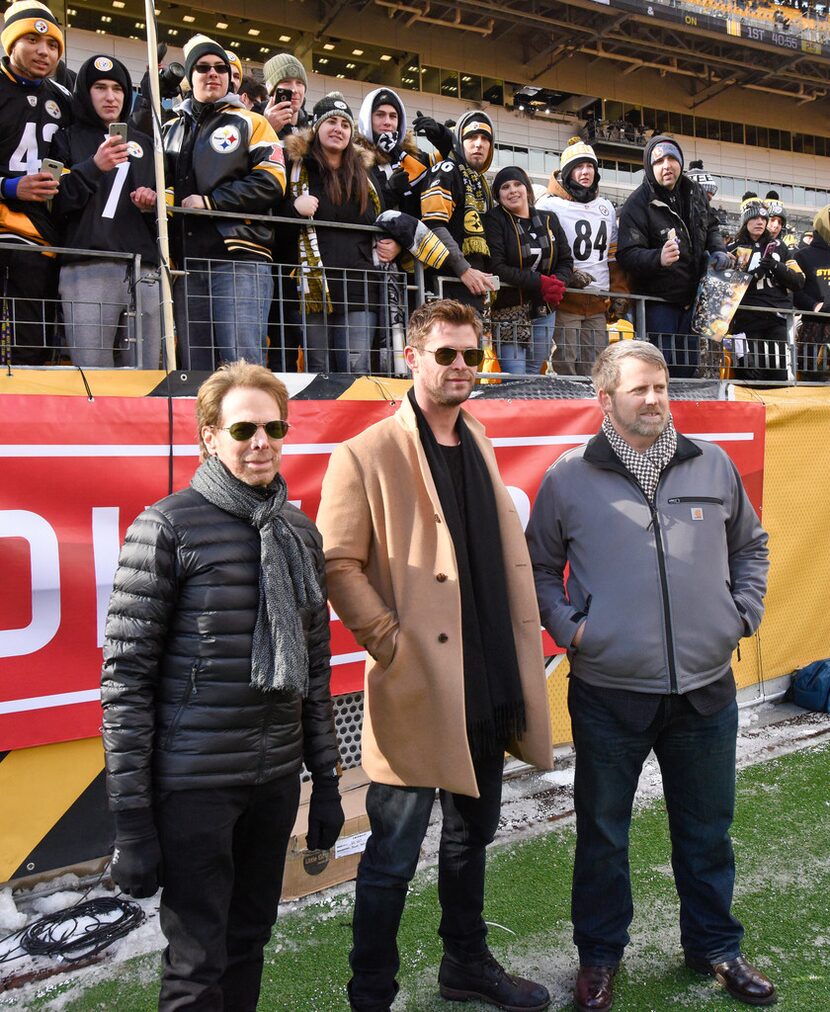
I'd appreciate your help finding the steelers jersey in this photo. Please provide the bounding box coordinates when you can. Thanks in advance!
[535,191,617,293]
[0,61,72,247]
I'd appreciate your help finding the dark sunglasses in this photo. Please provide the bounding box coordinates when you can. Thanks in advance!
[420,347,485,367]
[219,420,290,440]
[193,63,230,75]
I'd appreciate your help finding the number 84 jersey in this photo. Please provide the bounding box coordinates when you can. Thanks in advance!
[536,185,618,312]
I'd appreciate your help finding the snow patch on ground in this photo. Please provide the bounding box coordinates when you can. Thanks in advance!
[0,703,828,1010]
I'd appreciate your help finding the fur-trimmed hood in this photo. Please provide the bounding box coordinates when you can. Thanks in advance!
[284,127,376,171]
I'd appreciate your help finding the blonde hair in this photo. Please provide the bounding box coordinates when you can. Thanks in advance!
[196,360,288,460]
[591,341,669,395]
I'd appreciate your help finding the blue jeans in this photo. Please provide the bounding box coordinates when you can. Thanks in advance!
[498,312,556,376]
[645,301,697,378]
[348,753,504,1011]
[304,310,377,374]
[568,677,743,967]
[175,258,273,370]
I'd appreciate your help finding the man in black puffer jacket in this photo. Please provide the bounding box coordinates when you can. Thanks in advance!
[101,361,343,1012]
[617,135,732,377]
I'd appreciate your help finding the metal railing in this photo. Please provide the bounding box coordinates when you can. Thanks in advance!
[2,221,829,384]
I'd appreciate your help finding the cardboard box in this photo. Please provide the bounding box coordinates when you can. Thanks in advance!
[281,768,370,901]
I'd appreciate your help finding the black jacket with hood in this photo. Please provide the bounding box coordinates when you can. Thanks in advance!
[617,135,725,306]
[51,55,157,266]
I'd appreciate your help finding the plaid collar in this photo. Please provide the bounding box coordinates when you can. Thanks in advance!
[602,414,677,504]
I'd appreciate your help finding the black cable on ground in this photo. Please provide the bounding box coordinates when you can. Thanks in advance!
[19,895,144,963]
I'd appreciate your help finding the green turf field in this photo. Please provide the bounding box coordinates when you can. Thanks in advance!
[19,742,830,1011]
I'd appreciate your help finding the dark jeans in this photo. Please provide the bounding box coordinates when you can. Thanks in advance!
[348,753,504,1011]
[156,774,300,1011]
[568,677,743,967]
[645,301,696,378]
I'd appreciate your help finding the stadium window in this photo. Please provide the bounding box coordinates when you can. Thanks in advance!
[653,110,669,133]
[780,130,792,151]
[440,70,459,98]
[755,126,769,148]
[420,65,441,94]
[793,134,804,153]
[529,148,549,173]
[483,78,504,105]
[512,147,529,170]
[781,185,793,203]
[605,100,624,121]
[794,185,806,204]
[801,135,816,155]
[745,125,758,146]
[460,74,481,102]
[816,136,827,157]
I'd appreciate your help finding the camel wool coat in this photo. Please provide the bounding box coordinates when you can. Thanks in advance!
[316,395,553,798]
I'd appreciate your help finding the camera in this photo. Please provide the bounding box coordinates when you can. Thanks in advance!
[157,44,184,100]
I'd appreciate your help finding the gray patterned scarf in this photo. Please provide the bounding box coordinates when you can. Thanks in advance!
[602,413,678,505]
[191,454,324,695]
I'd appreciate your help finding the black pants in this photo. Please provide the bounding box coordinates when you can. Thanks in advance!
[0,248,56,365]
[348,753,504,1012]
[155,774,300,1011]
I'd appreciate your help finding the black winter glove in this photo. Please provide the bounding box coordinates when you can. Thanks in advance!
[413,112,454,158]
[306,772,345,851]
[709,251,734,271]
[760,256,788,284]
[387,167,411,196]
[110,808,162,899]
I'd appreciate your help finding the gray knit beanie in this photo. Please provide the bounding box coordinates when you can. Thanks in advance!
[263,52,308,93]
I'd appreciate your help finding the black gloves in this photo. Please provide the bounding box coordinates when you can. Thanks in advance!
[710,251,734,271]
[759,256,788,283]
[413,111,454,158]
[110,808,162,899]
[306,772,345,852]
[387,167,411,196]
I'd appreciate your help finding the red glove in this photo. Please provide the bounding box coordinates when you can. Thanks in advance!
[540,274,566,307]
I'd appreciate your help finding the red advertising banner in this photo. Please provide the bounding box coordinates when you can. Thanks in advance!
[0,395,765,752]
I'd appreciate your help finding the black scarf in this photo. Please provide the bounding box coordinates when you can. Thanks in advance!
[510,208,552,264]
[562,175,598,204]
[408,389,526,757]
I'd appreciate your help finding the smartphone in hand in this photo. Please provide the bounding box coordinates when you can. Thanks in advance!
[108,122,128,142]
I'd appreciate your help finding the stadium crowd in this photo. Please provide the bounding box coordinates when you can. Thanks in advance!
[1,0,828,379]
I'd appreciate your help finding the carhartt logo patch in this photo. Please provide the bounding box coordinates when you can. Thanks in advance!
[691,507,704,521]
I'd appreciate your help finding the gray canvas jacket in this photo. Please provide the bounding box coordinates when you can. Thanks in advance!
[526,429,769,694]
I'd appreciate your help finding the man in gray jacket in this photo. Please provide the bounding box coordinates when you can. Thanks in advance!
[527,341,775,1012]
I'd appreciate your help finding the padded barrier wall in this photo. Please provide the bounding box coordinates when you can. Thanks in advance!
[1,375,828,883]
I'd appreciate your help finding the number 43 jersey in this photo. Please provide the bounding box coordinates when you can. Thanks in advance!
[536,188,618,312]
[0,60,72,247]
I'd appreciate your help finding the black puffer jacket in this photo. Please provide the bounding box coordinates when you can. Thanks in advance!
[101,487,339,811]
[617,135,725,306]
